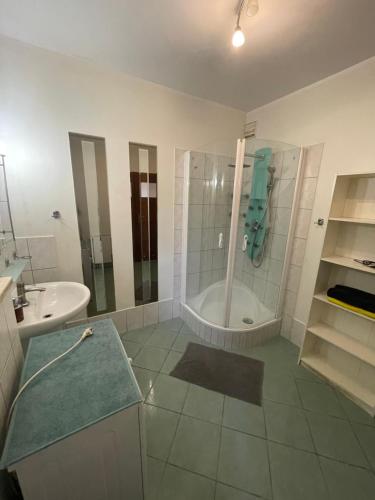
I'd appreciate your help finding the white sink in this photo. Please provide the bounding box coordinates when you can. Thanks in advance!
[17,282,91,340]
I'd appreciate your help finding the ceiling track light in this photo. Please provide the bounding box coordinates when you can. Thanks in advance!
[232,0,259,47]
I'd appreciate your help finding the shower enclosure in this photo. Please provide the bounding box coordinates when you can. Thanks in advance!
[181,137,304,342]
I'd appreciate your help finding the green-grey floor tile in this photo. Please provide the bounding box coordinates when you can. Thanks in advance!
[158,464,215,500]
[180,324,196,336]
[353,423,375,470]
[144,404,180,460]
[223,397,265,438]
[147,456,165,500]
[289,362,326,384]
[306,412,368,467]
[147,329,178,349]
[215,483,260,500]
[132,366,158,399]
[263,399,314,452]
[268,441,328,500]
[336,392,375,426]
[146,373,189,412]
[217,427,271,499]
[296,379,344,418]
[169,415,221,479]
[133,345,168,371]
[183,385,224,424]
[263,371,301,407]
[320,457,375,500]
[124,326,155,344]
[122,339,142,358]
[157,318,184,332]
[172,334,201,353]
[161,350,183,374]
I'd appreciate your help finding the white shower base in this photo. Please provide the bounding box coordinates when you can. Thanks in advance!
[182,280,280,350]
[188,279,273,329]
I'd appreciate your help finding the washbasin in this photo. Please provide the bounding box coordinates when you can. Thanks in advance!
[17,282,90,340]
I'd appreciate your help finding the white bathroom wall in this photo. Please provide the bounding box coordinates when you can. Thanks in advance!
[16,236,58,284]
[246,56,375,345]
[0,36,245,310]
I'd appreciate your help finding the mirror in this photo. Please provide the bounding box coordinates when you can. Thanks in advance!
[69,133,116,316]
[0,154,17,275]
[129,143,158,305]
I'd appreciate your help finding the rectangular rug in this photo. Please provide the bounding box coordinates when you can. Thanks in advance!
[170,342,264,406]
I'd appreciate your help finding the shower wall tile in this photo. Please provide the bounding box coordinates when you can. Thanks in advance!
[299,177,318,209]
[174,177,184,204]
[187,252,201,274]
[174,229,182,254]
[175,149,186,178]
[189,179,204,204]
[172,299,181,318]
[295,209,312,238]
[190,152,205,179]
[291,237,307,266]
[174,254,181,277]
[304,144,324,178]
[173,276,181,298]
[188,205,203,228]
[281,148,300,179]
[277,179,295,208]
[174,204,183,229]
[279,145,323,344]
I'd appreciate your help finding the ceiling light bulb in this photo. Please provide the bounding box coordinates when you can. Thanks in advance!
[232,27,245,47]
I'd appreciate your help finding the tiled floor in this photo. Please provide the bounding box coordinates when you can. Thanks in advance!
[121,319,375,500]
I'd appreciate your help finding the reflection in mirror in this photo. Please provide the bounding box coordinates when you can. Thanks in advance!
[0,154,16,273]
[129,143,158,305]
[69,133,116,316]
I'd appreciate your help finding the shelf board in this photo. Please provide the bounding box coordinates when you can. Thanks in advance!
[321,255,375,275]
[313,292,375,323]
[329,217,375,225]
[307,322,375,367]
[300,355,375,413]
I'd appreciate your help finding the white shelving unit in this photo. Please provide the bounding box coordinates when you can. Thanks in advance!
[299,172,375,417]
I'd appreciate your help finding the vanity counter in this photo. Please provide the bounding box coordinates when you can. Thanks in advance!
[0,318,145,500]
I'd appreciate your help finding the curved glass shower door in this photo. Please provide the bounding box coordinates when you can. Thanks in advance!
[184,140,238,327]
[184,137,302,330]
[227,138,302,328]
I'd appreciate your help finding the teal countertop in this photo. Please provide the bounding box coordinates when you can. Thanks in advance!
[1,319,142,468]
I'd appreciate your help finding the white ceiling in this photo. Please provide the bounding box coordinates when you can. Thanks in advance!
[1,0,375,111]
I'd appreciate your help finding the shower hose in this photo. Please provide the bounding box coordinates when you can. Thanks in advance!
[7,327,94,428]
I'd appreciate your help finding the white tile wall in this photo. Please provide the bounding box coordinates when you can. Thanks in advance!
[17,235,59,284]
[281,144,324,345]
[0,283,23,446]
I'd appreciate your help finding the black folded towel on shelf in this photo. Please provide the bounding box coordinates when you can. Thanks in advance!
[327,284,375,313]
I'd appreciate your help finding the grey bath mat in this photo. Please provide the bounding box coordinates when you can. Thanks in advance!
[170,342,264,406]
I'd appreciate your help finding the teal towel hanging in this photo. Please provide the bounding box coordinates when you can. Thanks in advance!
[245,147,273,260]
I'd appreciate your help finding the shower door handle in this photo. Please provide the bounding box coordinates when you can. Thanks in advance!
[242,234,248,252]
[218,232,224,249]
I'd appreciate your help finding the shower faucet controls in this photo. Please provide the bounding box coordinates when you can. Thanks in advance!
[242,234,248,252]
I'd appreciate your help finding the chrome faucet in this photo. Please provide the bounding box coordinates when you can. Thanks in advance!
[17,282,46,307]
